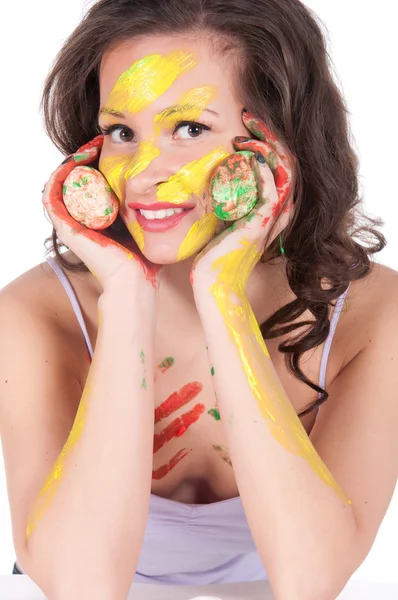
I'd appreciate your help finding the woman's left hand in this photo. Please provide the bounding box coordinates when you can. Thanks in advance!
[191,110,295,286]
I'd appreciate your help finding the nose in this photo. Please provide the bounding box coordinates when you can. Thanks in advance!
[125,141,171,197]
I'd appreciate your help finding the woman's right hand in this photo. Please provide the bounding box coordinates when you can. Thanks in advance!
[42,136,161,293]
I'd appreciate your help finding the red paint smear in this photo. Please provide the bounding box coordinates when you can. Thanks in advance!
[189,270,194,286]
[152,448,192,480]
[261,216,270,228]
[274,164,289,191]
[153,403,205,453]
[272,185,292,217]
[242,111,278,142]
[155,381,203,423]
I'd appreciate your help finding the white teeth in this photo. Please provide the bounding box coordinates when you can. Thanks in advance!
[139,207,185,220]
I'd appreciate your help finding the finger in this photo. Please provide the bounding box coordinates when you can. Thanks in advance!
[234,139,279,172]
[76,134,104,155]
[56,135,104,170]
[241,110,279,144]
[41,141,117,249]
[43,148,99,203]
[234,134,291,171]
[224,156,287,254]
[233,139,293,211]
[240,112,296,168]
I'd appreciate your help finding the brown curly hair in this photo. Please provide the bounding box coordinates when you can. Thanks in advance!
[42,0,385,416]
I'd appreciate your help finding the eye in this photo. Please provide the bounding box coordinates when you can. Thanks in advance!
[173,121,211,140]
[98,124,135,143]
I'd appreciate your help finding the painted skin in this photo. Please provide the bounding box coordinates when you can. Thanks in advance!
[199,111,351,505]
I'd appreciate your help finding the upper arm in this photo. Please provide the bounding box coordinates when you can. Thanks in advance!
[0,283,84,572]
[309,281,398,566]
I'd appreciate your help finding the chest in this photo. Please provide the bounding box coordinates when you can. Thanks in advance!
[75,269,347,505]
[149,325,328,504]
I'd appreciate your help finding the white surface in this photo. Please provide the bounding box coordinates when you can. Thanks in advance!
[1,577,398,600]
[0,0,397,584]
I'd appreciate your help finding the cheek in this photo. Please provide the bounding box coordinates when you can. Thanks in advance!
[177,212,219,261]
[99,152,131,202]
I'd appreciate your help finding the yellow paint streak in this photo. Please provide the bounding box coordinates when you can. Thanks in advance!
[99,154,130,202]
[88,266,98,280]
[177,212,218,261]
[153,85,218,134]
[127,220,145,252]
[210,239,351,505]
[157,147,230,205]
[104,51,197,115]
[26,383,92,539]
[124,140,160,179]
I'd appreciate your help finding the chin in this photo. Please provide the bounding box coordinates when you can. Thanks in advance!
[139,240,194,265]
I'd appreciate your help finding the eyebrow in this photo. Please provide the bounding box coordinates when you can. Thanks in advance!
[99,105,220,119]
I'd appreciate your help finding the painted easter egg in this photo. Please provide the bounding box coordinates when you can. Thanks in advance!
[63,166,119,230]
[210,150,258,221]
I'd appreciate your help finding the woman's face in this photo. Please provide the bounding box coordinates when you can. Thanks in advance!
[98,35,248,264]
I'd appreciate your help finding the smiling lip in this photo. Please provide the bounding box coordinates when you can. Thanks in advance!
[127,202,195,210]
[129,203,195,233]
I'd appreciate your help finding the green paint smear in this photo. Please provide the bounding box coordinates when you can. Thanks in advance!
[211,150,257,220]
[80,176,90,186]
[244,210,257,223]
[140,350,145,364]
[62,185,67,195]
[72,181,81,189]
[160,356,174,369]
[104,207,114,216]
[213,444,232,466]
[105,187,112,193]
[264,151,278,171]
[208,408,220,421]
[141,377,147,390]
[211,366,215,376]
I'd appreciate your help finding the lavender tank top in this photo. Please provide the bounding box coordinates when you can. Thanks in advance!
[16,256,350,585]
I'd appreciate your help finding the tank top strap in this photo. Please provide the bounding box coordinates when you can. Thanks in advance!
[317,283,351,410]
[46,256,94,360]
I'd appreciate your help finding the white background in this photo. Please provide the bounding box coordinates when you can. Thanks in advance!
[0,0,397,582]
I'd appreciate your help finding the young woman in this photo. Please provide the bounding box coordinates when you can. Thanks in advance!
[1,0,397,598]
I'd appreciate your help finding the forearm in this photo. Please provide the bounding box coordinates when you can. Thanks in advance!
[25,286,156,600]
[194,281,358,600]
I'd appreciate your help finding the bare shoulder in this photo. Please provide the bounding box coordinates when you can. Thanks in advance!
[309,262,398,560]
[341,261,398,356]
[0,255,96,377]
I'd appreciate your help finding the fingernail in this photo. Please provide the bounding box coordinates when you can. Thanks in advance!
[61,155,73,165]
[234,136,251,143]
[255,151,266,164]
